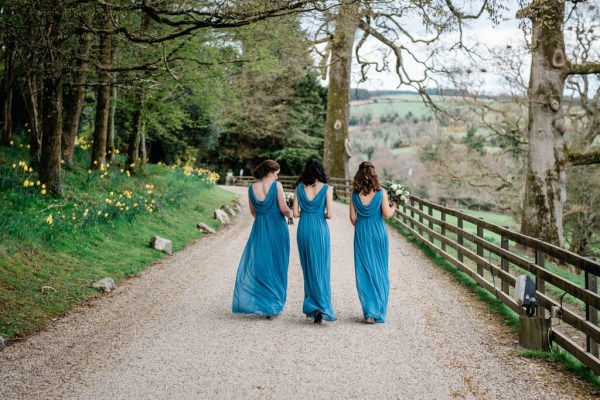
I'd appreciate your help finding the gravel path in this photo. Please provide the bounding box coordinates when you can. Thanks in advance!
[0,186,596,399]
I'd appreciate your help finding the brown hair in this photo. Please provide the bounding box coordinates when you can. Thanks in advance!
[253,159,280,179]
[352,161,380,195]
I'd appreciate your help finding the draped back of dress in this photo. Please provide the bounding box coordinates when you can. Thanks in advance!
[352,189,390,322]
[232,182,291,316]
[296,184,336,321]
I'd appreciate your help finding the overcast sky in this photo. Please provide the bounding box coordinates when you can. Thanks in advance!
[348,3,526,93]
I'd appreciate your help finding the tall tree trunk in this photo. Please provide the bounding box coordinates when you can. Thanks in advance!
[139,121,147,172]
[519,0,567,247]
[1,40,15,146]
[127,91,143,171]
[90,11,112,170]
[323,0,359,179]
[106,76,117,165]
[39,5,64,195]
[25,72,43,168]
[62,17,93,167]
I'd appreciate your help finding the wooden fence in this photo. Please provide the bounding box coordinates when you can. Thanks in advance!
[232,175,600,374]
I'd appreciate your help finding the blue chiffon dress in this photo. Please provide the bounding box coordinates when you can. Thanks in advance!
[232,182,290,316]
[296,184,336,322]
[352,189,390,322]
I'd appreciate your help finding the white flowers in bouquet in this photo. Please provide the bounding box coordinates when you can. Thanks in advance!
[382,179,410,205]
[284,191,295,225]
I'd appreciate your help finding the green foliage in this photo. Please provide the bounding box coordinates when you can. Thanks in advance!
[462,126,486,153]
[213,17,326,175]
[0,143,234,339]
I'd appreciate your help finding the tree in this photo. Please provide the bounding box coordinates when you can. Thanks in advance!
[517,0,600,246]
[314,1,503,178]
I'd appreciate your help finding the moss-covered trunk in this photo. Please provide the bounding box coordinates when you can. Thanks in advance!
[90,12,112,170]
[323,0,359,179]
[62,17,92,167]
[519,0,566,246]
[39,4,64,195]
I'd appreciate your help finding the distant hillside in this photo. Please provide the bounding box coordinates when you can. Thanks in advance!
[350,88,469,100]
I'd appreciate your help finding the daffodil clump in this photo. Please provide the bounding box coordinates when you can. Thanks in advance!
[179,165,220,183]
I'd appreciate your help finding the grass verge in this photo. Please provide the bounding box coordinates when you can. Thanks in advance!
[0,142,236,341]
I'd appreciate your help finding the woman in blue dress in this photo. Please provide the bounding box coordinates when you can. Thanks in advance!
[232,160,293,319]
[292,159,336,324]
[349,161,397,324]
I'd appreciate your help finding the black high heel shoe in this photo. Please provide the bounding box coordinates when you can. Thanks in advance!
[314,311,323,324]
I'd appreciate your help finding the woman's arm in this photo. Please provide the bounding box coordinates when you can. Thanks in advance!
[325,185,333,219]
[381,189,398,219]
[293,187,300,218]
[248,195,256,218]
[276,182,293,218]
[349,193,357,227]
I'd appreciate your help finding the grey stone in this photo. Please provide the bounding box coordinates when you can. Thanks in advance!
[196,222,216,234]
[233,203,243,213]
[0,335,4,352]
[214,209,230,224]
[221,205,236,217]
[149,236,173,255]
[92,277,116,292]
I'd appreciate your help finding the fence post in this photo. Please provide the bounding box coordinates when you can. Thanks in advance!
[501,228,509,295]
[535,250,546,317]
[428,205,434,243]
[441,211,446,252]
[585,258,599,357]
[477,218,484,277]
[410,198,415,231]
[418,202,424,236]
[457,217,464,263]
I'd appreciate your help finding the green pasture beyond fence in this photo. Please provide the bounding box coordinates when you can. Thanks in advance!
[233,175,600,375]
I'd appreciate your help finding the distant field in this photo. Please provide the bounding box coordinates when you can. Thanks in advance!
[351,94,434,119]
[390,147,416,155]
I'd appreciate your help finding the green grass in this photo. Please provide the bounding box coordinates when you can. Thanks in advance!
[0,140,235,340]
[390,147,416,155]
[387,218,600,391]
[351,96,433,119]
[523,348,600,392]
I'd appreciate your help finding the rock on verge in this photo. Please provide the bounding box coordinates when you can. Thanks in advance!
[233,203,243,213]
[214,209,230,224]
[0,335,4,352]
[221,205,236,217]
[196,222,216,234]
[149,236,173,255]
[92,277,116,292]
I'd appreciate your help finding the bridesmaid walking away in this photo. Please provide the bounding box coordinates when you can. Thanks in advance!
[349,161,397,324]
[293,159,336,324]
[232,160,293,319]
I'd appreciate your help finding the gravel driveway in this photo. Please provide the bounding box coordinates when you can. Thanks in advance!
[0,186,596,399]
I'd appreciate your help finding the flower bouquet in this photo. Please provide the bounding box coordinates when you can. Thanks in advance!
[382,179,410,205]
[284,191,295,225]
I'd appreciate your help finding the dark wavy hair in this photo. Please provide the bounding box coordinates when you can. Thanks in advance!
[253,159,280,179]
[352,161,380,195]
[294,159,328,188]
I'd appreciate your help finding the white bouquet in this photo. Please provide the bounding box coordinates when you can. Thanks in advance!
[382,179,410,205]
[284,191,295,225]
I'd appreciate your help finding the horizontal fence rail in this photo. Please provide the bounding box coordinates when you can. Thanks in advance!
[231,175,600,374]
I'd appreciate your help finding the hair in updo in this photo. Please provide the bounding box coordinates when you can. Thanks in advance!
[352,161,381,196]
[253,159,280,180]
[294,159,328,188]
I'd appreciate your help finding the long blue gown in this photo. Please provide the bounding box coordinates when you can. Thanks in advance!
[296,184,336,322]
[232,182,290,316]
[353,189,390,322]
